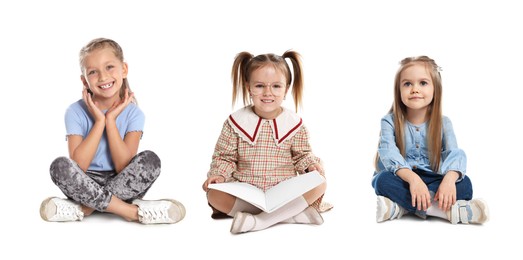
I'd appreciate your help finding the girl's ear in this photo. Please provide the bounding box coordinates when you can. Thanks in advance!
[122,62,128,78]
[246,83,251,96]
[285,84,291,95]
[80,75,92,94]
[80,75,88,88]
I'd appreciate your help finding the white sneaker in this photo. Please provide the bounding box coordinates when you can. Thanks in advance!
[132,199,185,224]
[376,196,406,223]
[449,199,489,224]
[230,212,256,234]
[40,197,84,222]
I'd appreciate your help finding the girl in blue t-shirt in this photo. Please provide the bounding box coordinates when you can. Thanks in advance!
[40,38,185,224]
[372,56,489,224]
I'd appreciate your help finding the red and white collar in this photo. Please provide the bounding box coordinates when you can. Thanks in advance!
[228,106,303,146]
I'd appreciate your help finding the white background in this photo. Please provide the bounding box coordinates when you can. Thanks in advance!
[1,0,520,259]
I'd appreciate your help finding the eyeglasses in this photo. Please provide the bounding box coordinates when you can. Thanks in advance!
[249,82,287,96]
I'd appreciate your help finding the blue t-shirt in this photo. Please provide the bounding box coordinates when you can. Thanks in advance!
[64,99,145,171]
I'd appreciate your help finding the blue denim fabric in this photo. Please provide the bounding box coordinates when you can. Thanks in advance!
[372,170,473,214]
[375,113,466,180]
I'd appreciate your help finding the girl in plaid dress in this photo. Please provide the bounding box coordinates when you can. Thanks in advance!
[202,51,331,234]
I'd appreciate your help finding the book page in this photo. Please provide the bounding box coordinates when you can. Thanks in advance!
[208,171,325,213]
[265,171,324,212]
[208,182,268,210]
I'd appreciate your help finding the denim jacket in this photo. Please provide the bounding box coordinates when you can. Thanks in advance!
[375,113,466,181]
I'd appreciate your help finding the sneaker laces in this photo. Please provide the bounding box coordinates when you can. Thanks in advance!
[137,204,172,224]
[53,199,84,221]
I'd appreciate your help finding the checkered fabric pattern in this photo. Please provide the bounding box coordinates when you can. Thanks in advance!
[208,119,326,210]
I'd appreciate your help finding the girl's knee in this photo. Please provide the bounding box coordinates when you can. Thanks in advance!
[50,157,77,181]
[135,150,161,169]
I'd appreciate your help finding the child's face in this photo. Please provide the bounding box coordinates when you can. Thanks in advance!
[81,47,128,101]
[399,63,434,114]
[248,65,288,119]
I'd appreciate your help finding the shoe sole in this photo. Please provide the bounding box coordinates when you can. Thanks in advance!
[376,196,392,223]
[472,198,490,224]
[39,197,56,222]
[164,199,186,223]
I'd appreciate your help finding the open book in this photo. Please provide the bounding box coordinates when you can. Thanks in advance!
[208,170,325,213]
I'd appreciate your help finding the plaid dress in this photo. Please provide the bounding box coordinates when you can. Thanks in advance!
[208,106,330,211]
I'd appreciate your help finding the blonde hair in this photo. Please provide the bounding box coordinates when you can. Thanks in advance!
[79,38,133,101]
[376,56,443,172]
[231,50,304,112]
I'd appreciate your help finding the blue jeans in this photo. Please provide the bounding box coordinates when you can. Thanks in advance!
[372,170,473,214]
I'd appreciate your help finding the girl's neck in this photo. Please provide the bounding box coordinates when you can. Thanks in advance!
[92,95,121,110]
[252,106,283,120]
[406,108,428,125]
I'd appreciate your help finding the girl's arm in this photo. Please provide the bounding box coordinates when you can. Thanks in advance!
[105,90,139,173]
[68,90,107,172]
[440,116,467,180]
[291,125,322,175]
[68,123,104,172]
[207,121,239,181]
[377,115,411,174]
[379,115,431,210]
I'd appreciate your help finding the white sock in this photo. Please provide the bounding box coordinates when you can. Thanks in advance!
[426,204,449,220]
[281,206,324,224]
[227,198,262,217]
[249,196,309,231]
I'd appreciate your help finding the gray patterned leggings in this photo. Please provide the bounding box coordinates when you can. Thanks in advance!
[50,150,161,212]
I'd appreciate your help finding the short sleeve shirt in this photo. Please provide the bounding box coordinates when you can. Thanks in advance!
[64,99,145,171]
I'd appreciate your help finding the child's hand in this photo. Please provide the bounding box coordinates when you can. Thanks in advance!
[106,88,134,121]
[202,175,226,192]
[83,88,105,123]
[307,163,324,175]
[434,171,459,211]
[408,177,432,211]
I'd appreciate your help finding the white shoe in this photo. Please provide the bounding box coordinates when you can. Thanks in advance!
[283,206,324,225]
[376,196,406,223]
[40,197,84,222]
[230,212,256,234]
[133,199,185,224]
[449,199,489,224]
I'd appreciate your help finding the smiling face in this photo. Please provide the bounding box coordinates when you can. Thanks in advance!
[247,65,289,119]
[81,46,128,104]
[399,62,434,119]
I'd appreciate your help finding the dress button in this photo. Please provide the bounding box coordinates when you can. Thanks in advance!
[416,144,420,148]
[416,128,419,131]
[413,165,417,169]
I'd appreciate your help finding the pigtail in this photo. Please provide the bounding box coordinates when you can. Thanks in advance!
[282,50,304,112]
[232,52,254,108]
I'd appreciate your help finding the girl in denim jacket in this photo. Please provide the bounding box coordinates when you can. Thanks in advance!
[372,56,489,224]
